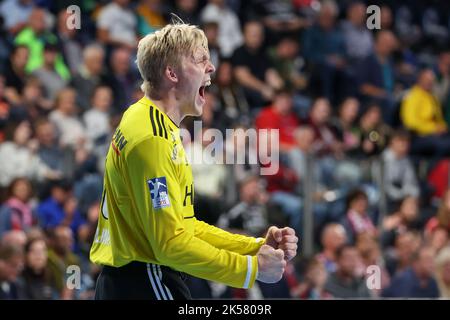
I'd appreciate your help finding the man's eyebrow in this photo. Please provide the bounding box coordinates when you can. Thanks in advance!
[193,53,209,62]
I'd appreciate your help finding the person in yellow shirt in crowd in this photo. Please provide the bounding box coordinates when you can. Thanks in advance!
[400,69,450,157]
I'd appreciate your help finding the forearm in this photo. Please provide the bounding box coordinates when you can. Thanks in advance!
[234,67,268,92]
[194,218,265,255]
[266,69,284,90]
[360,84,386,97]
[153,228,258,289]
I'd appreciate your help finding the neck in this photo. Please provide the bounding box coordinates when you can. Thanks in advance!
[323,248,335,260]
[337,269,352,281]
[147,91,183,127]
[360,119,372,130]
[418,85,430,92]
[12,63,24,76]
[375,50,387,63]
[43,63,54,70]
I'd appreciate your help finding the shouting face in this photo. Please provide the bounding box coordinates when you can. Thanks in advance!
[178,46,215,117]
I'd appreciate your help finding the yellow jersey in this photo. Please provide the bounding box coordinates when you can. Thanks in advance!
[90,96,264,289]
[401,85,447,135]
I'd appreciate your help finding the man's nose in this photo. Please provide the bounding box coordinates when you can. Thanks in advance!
[206,60,215,74]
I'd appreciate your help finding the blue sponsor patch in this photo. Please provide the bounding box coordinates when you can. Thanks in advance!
[147,177,171,209]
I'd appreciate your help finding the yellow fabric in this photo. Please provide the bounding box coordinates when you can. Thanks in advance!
[136,4,165,28]
[401,86,447,135]
[90,96,263,288]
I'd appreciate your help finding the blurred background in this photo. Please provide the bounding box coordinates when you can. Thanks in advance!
[0,0,449,299]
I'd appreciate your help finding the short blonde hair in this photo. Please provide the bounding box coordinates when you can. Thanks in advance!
[136,22,208,96]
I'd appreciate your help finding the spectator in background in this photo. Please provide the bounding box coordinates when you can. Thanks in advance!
[380,5,394,31]
[2,45,29,106]
[340,189,377,244]
[0,178,36,237]
[433,50,450,109]
[353,104,390,158]
[302,0,347,103]
[426,227,449,255]
[102,47,137,113]
[382,130,420,208]
[268,36,307,92]
[1,230,27,248]
[250,0,306,43]
[264,163,302,234]
[214,60,249,121]
[56,9,83,75]
[187,127,227,224]
[306,97,342,157]
[288,125,339,227]
[294,257,330,299]
[232,20,283,109]
[331,97,360,154]
[218,175,269,238]
[36,180,86,238]
[49,88,91,153]
[0,0,34,35]
[355,233,390,296]
[222,124,260,207]
[32,43,67,101]
[83,85,113,149]
[255,89,300,153]
[340,1,373,63]
[70,44,105,112]
[357,30,398,125]
[384,230,421,277]
[0,242,25,299]
[316,223,347,273]
[435,246,450,298]
[96,0,137,50]
[425,189,450,236]
[200,0,243,58]
[381,196,420,248]
[21,237,58,299]
[34,118,72,179]
[0,121,61,188]
[14,8,70,81]
[401,69,450,157]
[18,77,53,121]
[46,225,81,299]
[171,0,200,26]
[383,246,439,298]
[77,201,99,259]
[136,0,166,37]
[324,244,371,298]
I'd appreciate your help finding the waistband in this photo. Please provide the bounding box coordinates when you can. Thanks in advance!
[102,261,188,280]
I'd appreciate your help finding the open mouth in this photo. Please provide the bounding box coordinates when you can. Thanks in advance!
[199,85,206,100]
[198,80,211,101]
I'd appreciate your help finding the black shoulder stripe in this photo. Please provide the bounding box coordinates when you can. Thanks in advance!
[160,112,168,140]
[154,108,164,138]
[149,106,157,136]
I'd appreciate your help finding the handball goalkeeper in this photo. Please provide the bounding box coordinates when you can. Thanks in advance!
[90,21,298,300]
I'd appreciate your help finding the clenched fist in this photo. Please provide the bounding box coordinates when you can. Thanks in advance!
[256,244,286,284]
[265,226,298,261]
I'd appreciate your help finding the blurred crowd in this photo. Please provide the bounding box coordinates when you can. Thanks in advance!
[0,0,450,299]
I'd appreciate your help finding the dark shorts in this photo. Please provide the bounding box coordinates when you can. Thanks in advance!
[94,261,192,300]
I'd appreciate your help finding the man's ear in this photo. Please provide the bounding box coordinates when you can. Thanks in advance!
[165,66,179,84]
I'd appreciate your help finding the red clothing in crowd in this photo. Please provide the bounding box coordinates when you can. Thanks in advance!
[255,106,300,149]
[265,164,299,193]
